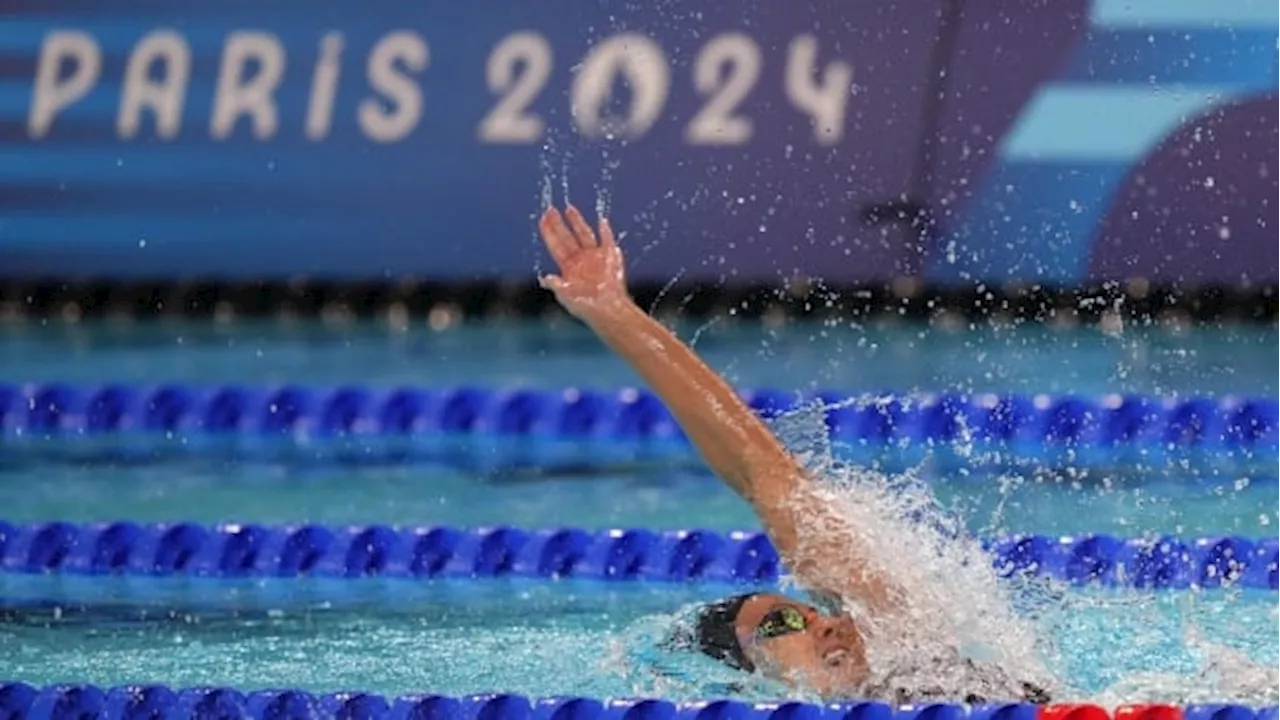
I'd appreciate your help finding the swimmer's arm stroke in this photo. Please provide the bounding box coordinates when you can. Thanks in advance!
[536,205,898,615]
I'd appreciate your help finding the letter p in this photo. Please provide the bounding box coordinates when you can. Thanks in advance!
[29,30,102,139]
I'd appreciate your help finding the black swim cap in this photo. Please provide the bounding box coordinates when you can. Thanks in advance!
[693,593,757,672]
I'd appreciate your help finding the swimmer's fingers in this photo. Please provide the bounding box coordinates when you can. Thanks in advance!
[598,216,617,248]
[538,274,566,292]
[564,204,599,248]
[539,207,577,268]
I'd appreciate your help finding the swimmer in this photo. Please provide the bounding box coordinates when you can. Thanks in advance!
[536,204,1051,702]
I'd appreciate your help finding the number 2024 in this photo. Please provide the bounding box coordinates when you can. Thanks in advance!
[478,31,853,147]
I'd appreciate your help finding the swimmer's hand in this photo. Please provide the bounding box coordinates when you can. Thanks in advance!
[537,205,900,618]
[538,205,629,320]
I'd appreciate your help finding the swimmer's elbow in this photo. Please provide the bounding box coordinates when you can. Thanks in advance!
[737,446,807,505]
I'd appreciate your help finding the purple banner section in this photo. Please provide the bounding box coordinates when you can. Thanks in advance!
[1090,96,1279,284]
[0,0,1274,284]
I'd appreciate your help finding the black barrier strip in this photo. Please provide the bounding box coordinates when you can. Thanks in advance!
[0,278,1274,323]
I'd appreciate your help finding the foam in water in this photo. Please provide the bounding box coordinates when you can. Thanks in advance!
[604,398,1054,701]
[770,399,1056,701]
[527,29,1275,691]
[613,398,1278,704]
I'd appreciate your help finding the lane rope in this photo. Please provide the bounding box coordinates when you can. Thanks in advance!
[0,683,1273,720]
[0,522,1274,591]
[2,385,1275,458]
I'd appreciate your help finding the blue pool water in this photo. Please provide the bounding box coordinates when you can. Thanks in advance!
[2,320,1274,396]
[0,582,1275,702]
[0,319,1276,702]
[0,459,1275,538]
[0,320,1274,535]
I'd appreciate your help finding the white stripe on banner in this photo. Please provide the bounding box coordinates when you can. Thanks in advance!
[1091,0,1278,28]
[999,84,1237,162]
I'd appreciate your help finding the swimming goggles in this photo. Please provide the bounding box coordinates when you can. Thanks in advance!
[755,606,807,640]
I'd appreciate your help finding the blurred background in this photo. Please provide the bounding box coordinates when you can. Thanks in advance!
[0,0,1277,704]
[0,0,1276,534]
[2,0,1275,287]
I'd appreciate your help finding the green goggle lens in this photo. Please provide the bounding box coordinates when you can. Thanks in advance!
[756,606,807,639]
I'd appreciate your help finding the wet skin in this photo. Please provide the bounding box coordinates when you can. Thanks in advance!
[733,593,869,694]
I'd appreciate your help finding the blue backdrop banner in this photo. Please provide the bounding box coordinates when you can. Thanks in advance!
[1,0,1276,283]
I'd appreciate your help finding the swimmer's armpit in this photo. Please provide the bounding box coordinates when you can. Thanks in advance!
[535,205,900,613]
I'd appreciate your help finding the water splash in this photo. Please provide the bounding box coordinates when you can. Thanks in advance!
[647,271,686,316]
[766,399,1056,701]
[533,134,563,280]
[618,398,1278,703]
[596,152,621,219]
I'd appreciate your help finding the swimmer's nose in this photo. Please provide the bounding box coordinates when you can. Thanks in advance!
[812,616,847,641]
[821,616,863,646]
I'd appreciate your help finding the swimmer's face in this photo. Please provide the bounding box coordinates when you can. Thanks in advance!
[732,593,868,694]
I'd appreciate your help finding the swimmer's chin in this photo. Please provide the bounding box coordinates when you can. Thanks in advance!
[756,665,868,701]
[776,677,865,703]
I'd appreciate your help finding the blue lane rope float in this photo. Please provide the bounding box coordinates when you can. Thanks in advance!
[0,384,1275,456]
[0,523,1274,590]
[0,684,1274,720]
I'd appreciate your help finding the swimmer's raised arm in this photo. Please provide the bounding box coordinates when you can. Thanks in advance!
[537,205,897,614]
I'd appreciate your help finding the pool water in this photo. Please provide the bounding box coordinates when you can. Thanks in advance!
[0,581,1275,703]
[0,320,1276,703]
[0,460,1274,538]
[1,320,1274,396]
